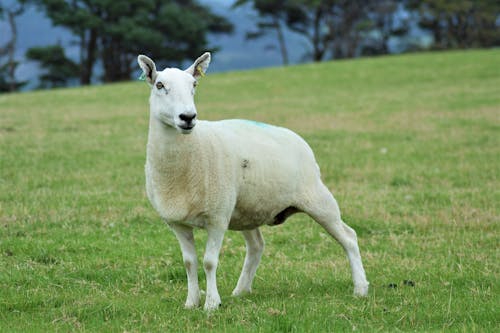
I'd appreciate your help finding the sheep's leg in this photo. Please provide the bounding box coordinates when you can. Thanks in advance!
[303,183,369,296]
[203,225,226,311]
[169,223,200,308]
[232,228,265,296]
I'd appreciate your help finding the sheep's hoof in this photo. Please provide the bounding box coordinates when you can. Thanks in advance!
[184,292,201,309]
[203,302,222,312]
[203,296,222,311]
[184,300,200,309]
[353,283,369,297]
[231,287,251,297]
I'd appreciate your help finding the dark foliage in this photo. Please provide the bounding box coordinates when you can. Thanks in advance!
[408,0,500,49]
[26,45,79,88]
[237,0,499,62]
[29,0,233,84]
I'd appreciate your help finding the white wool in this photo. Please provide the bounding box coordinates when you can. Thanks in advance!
[146,119,317,229]
[138,53,369,311]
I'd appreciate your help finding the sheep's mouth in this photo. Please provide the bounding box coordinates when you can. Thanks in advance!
[178,124,195,134]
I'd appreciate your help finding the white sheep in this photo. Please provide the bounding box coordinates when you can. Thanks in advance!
[137,52,369,311]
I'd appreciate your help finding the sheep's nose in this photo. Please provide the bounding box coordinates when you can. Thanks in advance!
[179,113,196,123]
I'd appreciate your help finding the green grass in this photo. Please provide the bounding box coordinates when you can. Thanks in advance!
[1,49,499,332]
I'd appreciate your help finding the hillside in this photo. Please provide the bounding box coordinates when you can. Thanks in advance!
[1,50,499,331]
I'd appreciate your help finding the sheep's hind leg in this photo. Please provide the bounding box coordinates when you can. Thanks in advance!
[203,224,226,311]
[232,228,264,296]
[169,223,200,308]
[302,183,369,296]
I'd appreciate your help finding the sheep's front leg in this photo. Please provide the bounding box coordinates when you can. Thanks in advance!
[203,225,226,311]
[232,228,264,296]
[169,224,200,309]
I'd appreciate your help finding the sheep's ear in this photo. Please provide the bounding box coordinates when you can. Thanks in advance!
[185,52,211,79]
[137,55,157,85]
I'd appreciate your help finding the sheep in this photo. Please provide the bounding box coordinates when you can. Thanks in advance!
[137,52,369,311]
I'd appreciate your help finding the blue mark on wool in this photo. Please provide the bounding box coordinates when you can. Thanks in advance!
[240,119,271,128]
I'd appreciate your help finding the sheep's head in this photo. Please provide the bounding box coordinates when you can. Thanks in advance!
[137,52,210,134]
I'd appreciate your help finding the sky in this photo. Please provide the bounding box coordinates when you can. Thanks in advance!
[1,0,307,88]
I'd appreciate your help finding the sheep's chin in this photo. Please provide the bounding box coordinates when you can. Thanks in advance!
[178,126,195,135]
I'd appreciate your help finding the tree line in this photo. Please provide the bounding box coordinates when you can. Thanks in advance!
[0,0,232,91]
[235,0,500,64]
[1,0,499,92]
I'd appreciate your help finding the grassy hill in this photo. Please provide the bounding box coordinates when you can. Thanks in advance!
[1,49,499,332]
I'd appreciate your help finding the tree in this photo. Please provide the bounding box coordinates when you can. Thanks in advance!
[320,0,371,59]
[0,2,26,92]
[30,0,102,84]
[234,0,340,62]
[286,0,401,60]
[233,0,290,65]
[359,0,409,57]
[408,0,500,49]
[236,0,400,62]
[98,0,233,82]
[25,45,79,88]
[31,0,233,84]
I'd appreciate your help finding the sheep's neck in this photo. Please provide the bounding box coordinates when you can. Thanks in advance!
[146,115,208,222]
[146,114,207,198]
[146,116,196,167]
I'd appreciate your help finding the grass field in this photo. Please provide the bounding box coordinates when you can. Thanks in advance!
[1,49,499,332]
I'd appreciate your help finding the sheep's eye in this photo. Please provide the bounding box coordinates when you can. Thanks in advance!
[156,82,164,90]
[193,81,198,88]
